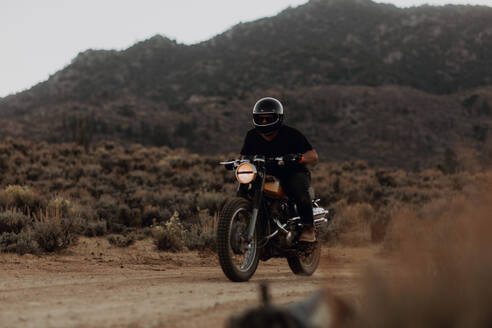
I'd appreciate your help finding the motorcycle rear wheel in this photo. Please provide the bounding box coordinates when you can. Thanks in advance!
[286,241,321,276]
[217,197,260,282]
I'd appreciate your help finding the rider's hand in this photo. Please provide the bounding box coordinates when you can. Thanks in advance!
[283,153,304,164]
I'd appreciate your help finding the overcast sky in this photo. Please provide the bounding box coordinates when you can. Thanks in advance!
[1,0,491,98]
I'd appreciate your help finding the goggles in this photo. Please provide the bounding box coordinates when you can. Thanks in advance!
[253,113,279,126]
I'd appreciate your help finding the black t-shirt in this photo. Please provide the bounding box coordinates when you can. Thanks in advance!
[240,125,313,176]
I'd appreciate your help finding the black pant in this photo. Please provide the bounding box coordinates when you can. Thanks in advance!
[279,171,313,227]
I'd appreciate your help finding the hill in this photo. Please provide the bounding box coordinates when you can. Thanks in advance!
[1,0,492,168]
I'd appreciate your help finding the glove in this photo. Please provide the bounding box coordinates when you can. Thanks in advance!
[283,153,304,164]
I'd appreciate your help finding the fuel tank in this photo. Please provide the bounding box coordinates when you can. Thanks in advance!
[263,175,287,199]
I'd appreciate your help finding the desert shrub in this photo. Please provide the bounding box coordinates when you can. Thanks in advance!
[15,232,39,255]
[0,185,44,212]
[155,188,181,207]
[117,203,133,226]
[166,154,202,169]
[113,154,132,174]
[142,205,162,226]
[65,164,84,181]
[83,220,107,237]
[26,164,43,181]
[0,211,31,234]
[375,170,398,187]
[74,202,95,220]
[0,155,8,171]
[107,233,136,248]
[184,226,216,251]
[172,193,199,222]
[97,149,115,172]
[0,232,17,250]
[126,228,149,241]
[184,210,217,251]
[47,196,74,217]
[92,183,114,199]
[343,175,378,204]
[127,189,150,209]
[109,223,125,234]
[130,207,142,226]
[82,164,102,177]
[42,166,63,180]
[140,227,152,238]
[152,214,185,252]
[197,192,226,214]
[94,194,118,224]
[128,170,151,185]
[12,155,25,166]
[171,170,206,189]
[31,216,81,252]
[156,159,174,177]
[49,178,73,191]
[329,201,375,246]
[0,231,38,255]
[75,177,94,195]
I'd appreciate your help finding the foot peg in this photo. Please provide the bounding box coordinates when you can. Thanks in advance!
[299,227,316,243]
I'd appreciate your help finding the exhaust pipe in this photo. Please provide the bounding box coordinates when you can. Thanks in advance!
[313,207,330,230]
[314,217,328,230]
[286,207,332,230]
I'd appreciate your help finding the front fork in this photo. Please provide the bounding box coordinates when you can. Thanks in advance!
[246,172,265,242]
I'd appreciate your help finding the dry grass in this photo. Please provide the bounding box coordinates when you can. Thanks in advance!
[343,172,492,327]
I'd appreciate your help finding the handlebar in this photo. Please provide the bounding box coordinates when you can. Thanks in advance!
[219,156,286,170]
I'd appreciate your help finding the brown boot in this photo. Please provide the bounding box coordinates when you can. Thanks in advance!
[299,226,316,243]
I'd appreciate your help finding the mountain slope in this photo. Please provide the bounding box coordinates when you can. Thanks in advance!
[1,0,492,168]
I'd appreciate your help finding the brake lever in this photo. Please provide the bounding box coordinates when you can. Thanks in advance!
[219,159,239,171]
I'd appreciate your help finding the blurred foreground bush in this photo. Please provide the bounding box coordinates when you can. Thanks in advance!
[344,173,492,327]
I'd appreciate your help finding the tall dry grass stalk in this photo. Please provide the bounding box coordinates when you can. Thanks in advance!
[345,172,492,327]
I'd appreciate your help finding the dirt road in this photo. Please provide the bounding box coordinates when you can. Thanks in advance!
[0,238,378,328]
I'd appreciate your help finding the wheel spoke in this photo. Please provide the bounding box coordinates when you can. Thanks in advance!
[229,208,257,273]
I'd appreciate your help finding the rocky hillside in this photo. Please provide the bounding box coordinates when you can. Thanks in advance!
[1,0,492,168]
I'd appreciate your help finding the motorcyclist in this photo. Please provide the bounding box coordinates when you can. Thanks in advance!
[239,97,319,242]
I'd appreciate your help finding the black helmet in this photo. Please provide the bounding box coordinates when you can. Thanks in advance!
[252,97,284,135]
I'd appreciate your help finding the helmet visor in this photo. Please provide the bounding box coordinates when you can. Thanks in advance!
[253,113,279,126]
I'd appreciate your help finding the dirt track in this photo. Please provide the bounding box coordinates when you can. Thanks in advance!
[0,238,379,328]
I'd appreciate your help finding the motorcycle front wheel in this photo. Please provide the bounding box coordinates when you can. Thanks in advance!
[286,241,321,276]
[217,197,260,282]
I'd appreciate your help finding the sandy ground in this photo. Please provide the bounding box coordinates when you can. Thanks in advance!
[0,237,381,328]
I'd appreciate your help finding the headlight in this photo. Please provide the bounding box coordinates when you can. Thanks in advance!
[235,162,257,184]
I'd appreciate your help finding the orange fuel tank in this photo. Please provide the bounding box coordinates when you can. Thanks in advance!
[263,176,287,199]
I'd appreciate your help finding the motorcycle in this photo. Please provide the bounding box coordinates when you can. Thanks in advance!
[217,155,332,282]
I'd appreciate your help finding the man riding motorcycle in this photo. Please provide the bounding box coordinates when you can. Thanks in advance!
[239,97,319,242]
